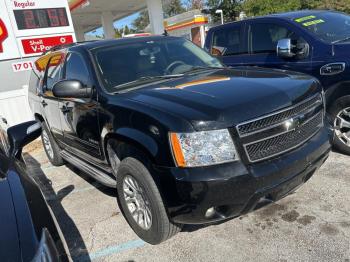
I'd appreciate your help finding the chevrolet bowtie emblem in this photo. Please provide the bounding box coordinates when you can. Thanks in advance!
[284,113,306,131]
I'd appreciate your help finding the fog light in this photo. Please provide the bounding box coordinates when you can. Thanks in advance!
[205,207,216,218]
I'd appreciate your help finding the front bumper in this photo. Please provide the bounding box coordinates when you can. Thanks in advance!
[155,126,332,224]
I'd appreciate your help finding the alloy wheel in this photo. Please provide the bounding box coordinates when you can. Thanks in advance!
[42,129,54,159]
[122,175,152,230]
[334,107,350,146]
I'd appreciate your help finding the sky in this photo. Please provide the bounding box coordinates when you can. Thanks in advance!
[85,12,140,37]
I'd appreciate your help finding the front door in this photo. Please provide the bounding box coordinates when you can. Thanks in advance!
[209,23,249,66]
[41,53,65,143]
[244,21,313,74]
[59,52,102,160]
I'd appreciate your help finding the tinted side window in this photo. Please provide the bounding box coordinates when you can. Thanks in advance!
[29,63,44,94]
[45,53,64,91]
[211,26,245,56]
[64,53,90,84]
[249,23,304,54]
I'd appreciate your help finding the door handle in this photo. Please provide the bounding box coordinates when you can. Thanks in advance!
[60,105,71,114]
[41,100,48,107]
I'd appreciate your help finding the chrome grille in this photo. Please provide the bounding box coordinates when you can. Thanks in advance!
[244,112,323,162]
[237,94,322,137]
[236,94,324,163]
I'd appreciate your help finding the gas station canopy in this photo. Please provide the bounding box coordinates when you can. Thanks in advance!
[68,0,164,41]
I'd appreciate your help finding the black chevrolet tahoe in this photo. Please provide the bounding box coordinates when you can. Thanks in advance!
[28,36,332,244]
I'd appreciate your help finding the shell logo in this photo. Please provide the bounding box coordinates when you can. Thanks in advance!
[0,18,8,53]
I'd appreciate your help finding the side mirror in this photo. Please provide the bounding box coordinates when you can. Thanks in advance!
[52,80,92,99]
[7,121,42,158]
[277,38,295,58]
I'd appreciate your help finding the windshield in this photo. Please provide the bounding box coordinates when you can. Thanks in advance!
[92,38,223,92]
[293,12,350,43]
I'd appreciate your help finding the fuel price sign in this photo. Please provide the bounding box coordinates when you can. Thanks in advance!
[1,0,76,59]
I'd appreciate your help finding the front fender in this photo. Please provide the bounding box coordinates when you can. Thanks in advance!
[101,126,173,166]
[115,127,158,157]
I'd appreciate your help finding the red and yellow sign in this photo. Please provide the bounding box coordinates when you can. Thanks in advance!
[68,0,87,11]
[35,52,65,72]
[21,35,74,55]
[0,18,8,53]
[164,16,208,32]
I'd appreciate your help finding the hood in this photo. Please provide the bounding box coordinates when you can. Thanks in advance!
[0,179,21,261]
[125,67,321,131]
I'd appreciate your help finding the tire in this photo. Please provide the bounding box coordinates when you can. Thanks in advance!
[329,96,350,155]
[41,122,65,166]
[116,157,182,245]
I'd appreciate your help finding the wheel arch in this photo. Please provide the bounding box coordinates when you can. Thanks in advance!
[103,127,159,166]
[34,113,45,122]
[325,81,350,109]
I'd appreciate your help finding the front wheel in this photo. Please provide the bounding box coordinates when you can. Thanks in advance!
[41,122,64,166]
[329,96,350,155]
[116,157,182,245]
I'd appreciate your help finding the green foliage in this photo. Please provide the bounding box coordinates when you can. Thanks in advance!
[114,25,136,38]
[184,0,205,10]
[243,0,301,16]
[206,0,243,22]
[243,0,350,17]
[164,0,186,17]
[310,0,350,13]
[132,10,150,32]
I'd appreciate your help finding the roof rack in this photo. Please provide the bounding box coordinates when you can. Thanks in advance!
[42,40,98,55]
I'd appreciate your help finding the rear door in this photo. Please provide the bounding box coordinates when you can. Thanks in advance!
[208,23,248,66]
[58,51,102,159]
[244,20,313,74]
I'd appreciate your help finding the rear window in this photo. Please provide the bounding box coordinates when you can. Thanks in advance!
[293,12,350,43]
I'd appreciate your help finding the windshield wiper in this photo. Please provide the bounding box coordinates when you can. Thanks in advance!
[138,74,184,81]
[184,66,225,74]
[332,36,350,44]
[113,74,184,92]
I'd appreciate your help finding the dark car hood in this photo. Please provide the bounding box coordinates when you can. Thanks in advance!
[125,67,320,131]
[0,178,21,261]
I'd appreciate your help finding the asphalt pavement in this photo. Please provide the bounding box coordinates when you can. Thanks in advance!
[23,141,350,262]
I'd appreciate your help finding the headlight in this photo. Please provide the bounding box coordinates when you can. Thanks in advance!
[169,129,239,167]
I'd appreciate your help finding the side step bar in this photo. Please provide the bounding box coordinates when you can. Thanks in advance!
[60,150,116,188]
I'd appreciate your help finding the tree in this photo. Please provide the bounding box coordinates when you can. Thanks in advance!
[163,0,186,17]
[243,0,350,17]
[132,10,150,32]
[114,28,123,38]
[206,0,243,23]
[243,0,301,17]
[184,0,205,10]
[309,0,350,14]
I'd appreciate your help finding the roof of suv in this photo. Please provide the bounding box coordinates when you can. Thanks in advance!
[268,9,335,20]
[209,10,337,29]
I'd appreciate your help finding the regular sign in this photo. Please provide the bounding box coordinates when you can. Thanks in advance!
[0,0,76,60]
